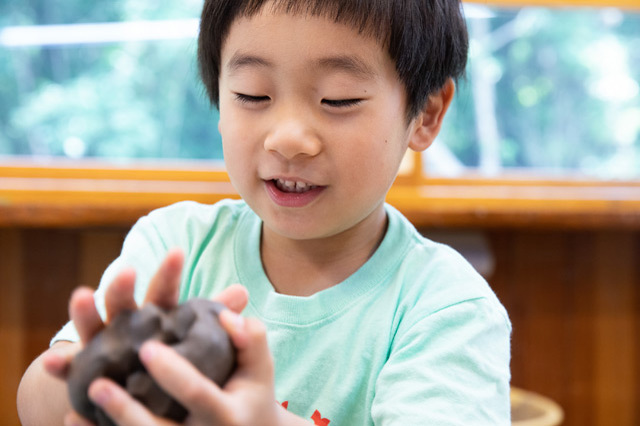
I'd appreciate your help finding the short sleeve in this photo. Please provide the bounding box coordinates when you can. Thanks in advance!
[371,297,512,425]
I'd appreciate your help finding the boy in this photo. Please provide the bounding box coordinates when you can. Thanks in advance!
[18,0,512,424]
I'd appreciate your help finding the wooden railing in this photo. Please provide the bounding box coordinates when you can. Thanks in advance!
[1,158,639,229]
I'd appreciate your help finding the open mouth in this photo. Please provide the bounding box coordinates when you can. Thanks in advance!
[265,178,325,208]
[273,178,318,194]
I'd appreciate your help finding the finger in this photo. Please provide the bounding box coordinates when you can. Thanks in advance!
[88,377,176,426]
[138,340,227,417]
[143,248,184,309]
[69,287,103,344]
[212,284,249,314]
[105,267,137,322]
[64,411,94,426]
[42,342,81,380]
[219,312,274,384]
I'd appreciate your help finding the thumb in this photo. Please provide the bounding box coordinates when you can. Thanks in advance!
[219,311,273,384]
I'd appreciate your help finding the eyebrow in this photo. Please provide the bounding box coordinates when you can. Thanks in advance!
[226,53,273,75]
[226,52,377,80]
[315,55,378,80]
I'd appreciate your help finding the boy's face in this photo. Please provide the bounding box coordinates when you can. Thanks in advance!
[218,8,420,241]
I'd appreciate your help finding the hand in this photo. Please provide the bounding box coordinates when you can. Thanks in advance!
[63,311,287,426]
[42,248,187,381]
[40,248,254,424]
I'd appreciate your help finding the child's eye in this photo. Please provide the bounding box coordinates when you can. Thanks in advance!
[234,93,270,104]
[322,98,363,108]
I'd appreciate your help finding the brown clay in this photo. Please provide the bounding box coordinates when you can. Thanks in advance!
[67,299,236,425]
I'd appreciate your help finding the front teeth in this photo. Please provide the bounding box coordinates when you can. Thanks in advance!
[275,179,317,193]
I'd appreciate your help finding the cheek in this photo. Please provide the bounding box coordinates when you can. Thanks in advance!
[329,113,409,185]
[361,122,409,166]
[336,136,399,194]
[220,107,249,147]
[219,112,251,176]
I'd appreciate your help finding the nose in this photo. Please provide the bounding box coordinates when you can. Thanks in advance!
[263,116,321,160]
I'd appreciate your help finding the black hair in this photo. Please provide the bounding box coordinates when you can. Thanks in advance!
[198,0,468,118]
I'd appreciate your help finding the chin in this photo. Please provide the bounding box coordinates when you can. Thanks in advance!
[269,222,327,240]
[265,216,342,241]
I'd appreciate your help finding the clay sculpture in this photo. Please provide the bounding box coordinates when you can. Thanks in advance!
[67,299,236,426]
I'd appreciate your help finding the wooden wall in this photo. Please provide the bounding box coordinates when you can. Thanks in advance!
[0,227,128,426]
[488,229,640,426]
[1,225,639,426]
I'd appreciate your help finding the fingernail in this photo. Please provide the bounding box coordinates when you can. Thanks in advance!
[140,340,159,363]
[228,311,245,332]
[89,383,111,406]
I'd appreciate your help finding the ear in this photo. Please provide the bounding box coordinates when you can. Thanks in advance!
[408,78,455,152]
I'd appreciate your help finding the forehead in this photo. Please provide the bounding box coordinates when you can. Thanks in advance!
[220,10,395,80]
[231,0,390,42]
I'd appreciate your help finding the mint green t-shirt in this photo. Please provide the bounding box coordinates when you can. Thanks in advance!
[54,199,511,425]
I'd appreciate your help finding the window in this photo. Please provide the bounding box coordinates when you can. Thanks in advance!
[0,0,222,162]
[1,1,638,180]
[433,4,640,179]
[1,0,638,228]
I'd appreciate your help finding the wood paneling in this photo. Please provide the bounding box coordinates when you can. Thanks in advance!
[1,226,639,426]
[488,230,640,426]
[592,232,637,425]
[0,227,127,426]
[22,230,80,362]
[0,230,24,426]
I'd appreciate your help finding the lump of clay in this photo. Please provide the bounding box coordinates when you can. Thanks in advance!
[67,299,236,426]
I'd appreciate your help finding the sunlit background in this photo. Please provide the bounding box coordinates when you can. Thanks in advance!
[0,1,638,179]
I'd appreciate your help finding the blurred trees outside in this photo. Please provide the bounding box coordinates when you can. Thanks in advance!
[0,0,222,161]
[438,6,640,179]
[0,1,638,178]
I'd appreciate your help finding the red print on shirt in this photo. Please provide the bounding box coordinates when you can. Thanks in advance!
[278,401,331,425]
[311,410,331,425]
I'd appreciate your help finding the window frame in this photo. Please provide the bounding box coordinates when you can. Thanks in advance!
[1,0,639,229]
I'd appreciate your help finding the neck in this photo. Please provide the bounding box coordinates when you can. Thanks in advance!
[260,206,388,297]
